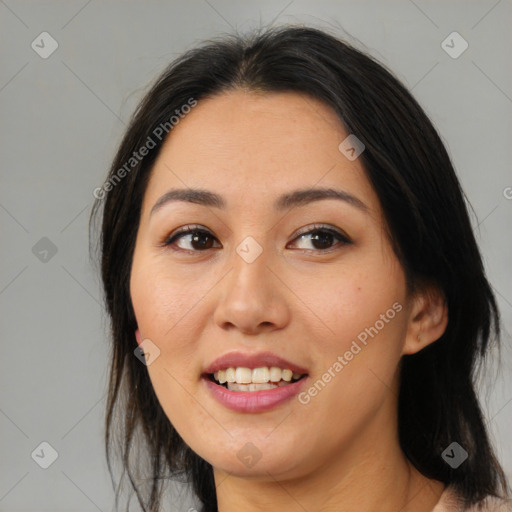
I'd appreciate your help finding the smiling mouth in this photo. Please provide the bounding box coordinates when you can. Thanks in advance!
[207,366,307,392]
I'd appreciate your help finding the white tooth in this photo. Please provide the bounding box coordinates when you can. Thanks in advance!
[218,369,227,384]
[228,382,278,392]
[269,367,282,382]
[249,383,277,391]
[227,382,245,392]
[282,369,293,382]
[235,367,252,384]
[292,372,302,380]
[214,371,219,381]
[225,367,236,383]
[257,383,277,391]
[252,367,270,383]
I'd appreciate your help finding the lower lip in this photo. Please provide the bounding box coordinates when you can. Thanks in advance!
[203,376,309,413]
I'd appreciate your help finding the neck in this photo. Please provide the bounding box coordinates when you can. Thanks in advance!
[213,400,444,512]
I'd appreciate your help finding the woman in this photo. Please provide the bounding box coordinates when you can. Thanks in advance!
[91,26,512,511]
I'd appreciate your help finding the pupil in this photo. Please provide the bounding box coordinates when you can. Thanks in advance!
[312,231,333,250]
[192,232,213,250]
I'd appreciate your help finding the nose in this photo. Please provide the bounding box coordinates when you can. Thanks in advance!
[212,245,291,335]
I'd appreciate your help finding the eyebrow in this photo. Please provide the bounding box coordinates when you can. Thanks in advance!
[150,187,368,217]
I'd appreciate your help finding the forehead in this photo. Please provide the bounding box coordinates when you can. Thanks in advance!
[142,90,379,216]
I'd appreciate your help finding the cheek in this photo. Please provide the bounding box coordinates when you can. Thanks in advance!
[131,261,211,439]
[296,305,407,451]
[131,255,206,340]
[298,258,407,409]
[130,255,210,403]
[300,259,405,349]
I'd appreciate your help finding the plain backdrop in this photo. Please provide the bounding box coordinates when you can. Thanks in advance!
[1,1,511,511]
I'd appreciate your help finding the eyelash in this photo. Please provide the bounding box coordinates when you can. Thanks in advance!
[161,223,352,254]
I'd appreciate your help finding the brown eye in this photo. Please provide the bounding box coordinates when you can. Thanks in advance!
[307,230,336,250]
[288,226,351,252]
[164,227,220,252]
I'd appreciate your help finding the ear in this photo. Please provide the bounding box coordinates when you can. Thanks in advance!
[135,328,142,346]
[402,283,448,355]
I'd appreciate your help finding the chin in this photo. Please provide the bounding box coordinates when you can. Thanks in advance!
[197,439,307,481]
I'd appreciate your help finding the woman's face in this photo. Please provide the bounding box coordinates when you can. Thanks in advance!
[130,90,419,481]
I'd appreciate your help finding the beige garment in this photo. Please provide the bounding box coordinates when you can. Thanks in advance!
[432,486,512,512]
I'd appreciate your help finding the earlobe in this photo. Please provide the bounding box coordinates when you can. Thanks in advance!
[403,285,448,355]
[135,328,142,345]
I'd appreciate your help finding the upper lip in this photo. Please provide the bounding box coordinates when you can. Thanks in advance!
[203,351,309,375]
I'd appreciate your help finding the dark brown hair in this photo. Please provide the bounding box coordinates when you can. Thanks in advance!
[90,25,510,512]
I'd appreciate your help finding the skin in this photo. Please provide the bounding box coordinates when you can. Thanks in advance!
[130,90,449,511]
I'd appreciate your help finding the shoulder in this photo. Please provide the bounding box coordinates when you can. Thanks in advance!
[469,496,512,512]
[433,486,512,512]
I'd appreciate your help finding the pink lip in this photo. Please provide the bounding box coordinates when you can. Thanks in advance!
[203,351,309,374]
[203,376,309,413]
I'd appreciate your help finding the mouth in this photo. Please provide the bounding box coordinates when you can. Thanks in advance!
[202,351,310,413]
[206,366,307,392]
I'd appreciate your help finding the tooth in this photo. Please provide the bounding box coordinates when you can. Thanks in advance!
[228,382,278,392]
[225,367,236,383]
[252,367,270,383]
[227,382,245,392]
[269,367,282,382]
[249,383,277,391]
[260,383,277,390]
[282,369,293,382]
[235,367,252,384]
[218,366,302,386]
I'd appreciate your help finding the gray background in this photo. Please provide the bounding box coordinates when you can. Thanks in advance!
[1,1,511,510]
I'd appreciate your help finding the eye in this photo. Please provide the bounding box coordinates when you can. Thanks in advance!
[162,225,221,252]
[162,223,351,253]
[287,224,351,252]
